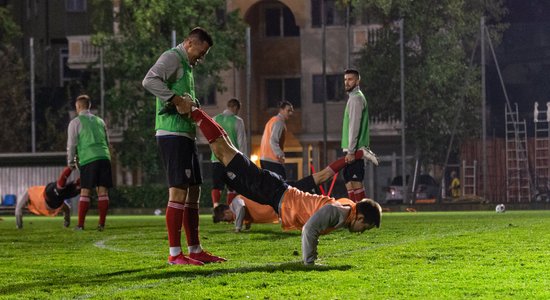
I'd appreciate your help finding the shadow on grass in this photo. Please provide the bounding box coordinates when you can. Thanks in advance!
[0,263,352,296]
[206,228,299,240]
[136,261,353,281]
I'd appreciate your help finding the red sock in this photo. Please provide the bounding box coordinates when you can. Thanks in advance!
[347,190,355,201]
[77,196,90,227]
[97,194,109,226]
[183,206,200,247]
[190,109,227,143]
[327,152,364,174]
[166,201,184,248]
[226,191,237,205]
[211,189,221,207]
[354,188,366,203]
[57,167,72,189]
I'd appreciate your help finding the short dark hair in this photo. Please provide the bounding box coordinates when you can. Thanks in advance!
[212,204,230,223]
[278,100,293,110]
[356,199,382,228]
[227,98,241,110]
[188,27,214,47]
[76,94,91,109]
[344,69,360,77]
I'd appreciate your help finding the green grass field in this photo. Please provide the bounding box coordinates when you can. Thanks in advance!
[1,210,549,299]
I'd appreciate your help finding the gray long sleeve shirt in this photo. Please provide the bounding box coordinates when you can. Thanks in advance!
[301,204,351,265]
[15,191,29,229]
[343,86,367,154]
[229,196,247,232]
[142,43,186,102]
[142,44,195,138]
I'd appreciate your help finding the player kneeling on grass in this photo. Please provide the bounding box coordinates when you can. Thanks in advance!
[213,148,379,234]
[174,99,382,265]
[15,167,80,229]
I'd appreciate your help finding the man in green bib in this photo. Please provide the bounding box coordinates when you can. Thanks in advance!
[67,95,112,231]
[341,69,375,203]
[143,27,225,265]
[210,98,247,208]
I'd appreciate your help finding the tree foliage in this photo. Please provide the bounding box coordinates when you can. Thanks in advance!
[351,0,507,165]
[89,0,246,181]
[0,7,30,152]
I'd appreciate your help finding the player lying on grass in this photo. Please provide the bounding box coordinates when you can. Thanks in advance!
[15,167,80,229]
[213,148,378,233]
[174,99,382,265]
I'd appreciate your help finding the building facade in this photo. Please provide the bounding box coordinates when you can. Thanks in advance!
[3,0,406,201]
[205,0,404,199]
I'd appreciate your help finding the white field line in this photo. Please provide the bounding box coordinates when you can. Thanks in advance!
[93,235,157,256]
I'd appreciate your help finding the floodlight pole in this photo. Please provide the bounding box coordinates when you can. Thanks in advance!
[100,47,105,119]
[30,37,36,153]
[400,19,407,204]
[321,0,328,168]
[346,3,351,68]
[171,30,176,48]
[246,27,252,156]
[481,17,487,200]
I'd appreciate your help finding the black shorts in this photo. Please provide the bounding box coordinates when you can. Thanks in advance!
[80,159,113,189]
[343,159,365,183]
[288,175,320,195]
[44,182,80,209]
[211,162,234,192]
[157,135,202,188]
[225,154,287,213]
[260,160,287,180]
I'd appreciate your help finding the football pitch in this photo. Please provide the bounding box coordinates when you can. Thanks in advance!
[0,210,549,299]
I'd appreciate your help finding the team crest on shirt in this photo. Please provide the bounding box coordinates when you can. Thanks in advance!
[226,171,236,180]
[185,169,192,178]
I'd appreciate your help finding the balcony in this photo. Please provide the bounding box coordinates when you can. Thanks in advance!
[67,35,100,69]
[352,24,384,52]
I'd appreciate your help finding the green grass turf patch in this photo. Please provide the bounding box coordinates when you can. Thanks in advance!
[0,210,549,299]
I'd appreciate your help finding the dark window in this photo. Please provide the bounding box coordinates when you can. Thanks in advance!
[265,8,281,36]
[197,88,216,106]
[266,78,301,108]
[60,48,85,86]
[266,79,283,107]
[312,74,345,103]
[311,0,347,28]
[283,7,300,36]
[66,0,86,12]
[265,6,299,37]
[194,75,216,106]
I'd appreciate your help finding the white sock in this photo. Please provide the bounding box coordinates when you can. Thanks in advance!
[169,247,182,257]
[188,245,202,254]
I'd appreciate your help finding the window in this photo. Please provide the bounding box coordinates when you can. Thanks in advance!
[265,78,301,108]
[196,87,216,106]
[312,74,345,103]
[194,80,216,106]
[34,0,39,16]
[311,0,347,28]
[59,48,85,86]
[265,5,299,37]
[26,0,31,19]
[66,0,86,12]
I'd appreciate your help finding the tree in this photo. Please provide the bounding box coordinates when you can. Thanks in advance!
[89,0,247,182]
[0,7,30,152]
[351,0,507,166]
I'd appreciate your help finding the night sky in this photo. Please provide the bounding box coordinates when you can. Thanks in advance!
[487,0,550,136]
